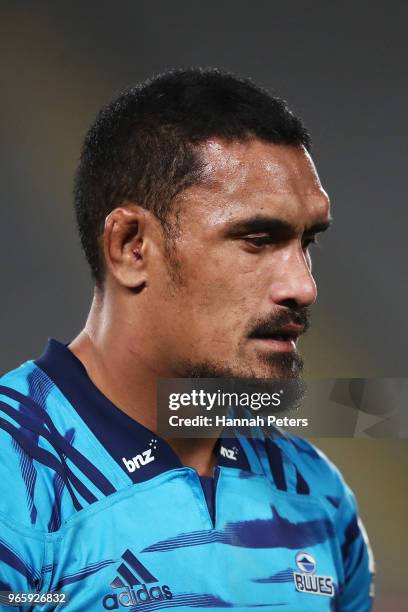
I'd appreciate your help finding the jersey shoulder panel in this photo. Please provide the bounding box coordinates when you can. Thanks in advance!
[0,361,56,532]
[0,361,123,534]
[274,434,347,501]
[244,429,347,504]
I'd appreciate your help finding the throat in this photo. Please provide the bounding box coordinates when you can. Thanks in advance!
[166,437,218,476]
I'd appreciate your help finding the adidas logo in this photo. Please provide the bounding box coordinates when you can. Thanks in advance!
[122,439,157,473]
[103,549,172,609]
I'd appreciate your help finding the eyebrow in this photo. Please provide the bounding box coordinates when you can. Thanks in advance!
[225,215,333,237]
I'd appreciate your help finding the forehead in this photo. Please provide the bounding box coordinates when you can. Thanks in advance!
[178,138,330,227]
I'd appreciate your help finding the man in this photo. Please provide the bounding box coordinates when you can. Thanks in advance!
[0,69,374,610]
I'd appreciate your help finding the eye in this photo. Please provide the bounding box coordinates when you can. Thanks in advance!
[243,235,274,249]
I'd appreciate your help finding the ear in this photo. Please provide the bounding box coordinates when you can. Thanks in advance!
[103,204,149,290]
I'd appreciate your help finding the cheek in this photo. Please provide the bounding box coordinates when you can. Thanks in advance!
[185,261,242,311]
[183,271,258,346]
[170,246,263,333]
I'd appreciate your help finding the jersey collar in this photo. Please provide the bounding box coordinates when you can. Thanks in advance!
[35,339,251,483]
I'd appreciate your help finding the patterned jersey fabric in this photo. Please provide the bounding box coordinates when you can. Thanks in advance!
[0,339,374,610]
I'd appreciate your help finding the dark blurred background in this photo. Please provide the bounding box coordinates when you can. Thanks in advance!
[1,1,407,608]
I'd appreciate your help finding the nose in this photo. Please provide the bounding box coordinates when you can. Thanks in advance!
[268,244,317,309]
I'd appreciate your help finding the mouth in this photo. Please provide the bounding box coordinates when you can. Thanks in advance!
[249,325,304,353]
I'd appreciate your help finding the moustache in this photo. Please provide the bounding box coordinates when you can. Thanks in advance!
[248,308,311,339]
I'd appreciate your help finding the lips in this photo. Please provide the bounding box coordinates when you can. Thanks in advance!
[250,324,304,342]
[249,324,304,352]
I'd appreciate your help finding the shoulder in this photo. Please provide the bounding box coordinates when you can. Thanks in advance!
[0,359,57,418]
[0,358,123,534]
[0,360,96,533]
[0,361,63,531]
[272,433,349,505]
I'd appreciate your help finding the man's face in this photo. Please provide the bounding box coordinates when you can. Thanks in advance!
[147,138,331,379]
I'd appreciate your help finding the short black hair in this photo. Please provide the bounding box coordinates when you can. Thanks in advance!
[74,68,311,286]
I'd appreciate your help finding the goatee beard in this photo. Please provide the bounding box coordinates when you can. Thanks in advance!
[176,350,303,379]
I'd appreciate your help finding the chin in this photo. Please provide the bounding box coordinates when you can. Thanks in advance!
[260,356,303,379]
[177,351,303,380]
[237,349,304,380]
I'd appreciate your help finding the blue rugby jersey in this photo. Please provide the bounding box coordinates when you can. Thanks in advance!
[0,339,374,611]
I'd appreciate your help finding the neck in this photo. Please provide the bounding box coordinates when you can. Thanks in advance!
[69,293,217,476]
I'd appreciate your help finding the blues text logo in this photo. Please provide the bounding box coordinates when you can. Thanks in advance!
[293,551,334,597]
